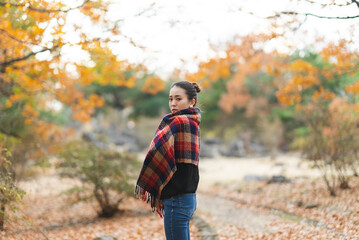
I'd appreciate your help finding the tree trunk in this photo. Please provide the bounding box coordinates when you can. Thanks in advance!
[323,173,336,197]
[351,162,358,177]
[0,200,5,230]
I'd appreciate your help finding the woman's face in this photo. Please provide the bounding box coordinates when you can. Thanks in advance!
[169,86,195,113]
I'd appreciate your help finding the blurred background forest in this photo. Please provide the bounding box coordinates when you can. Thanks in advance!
[1,0,359,239]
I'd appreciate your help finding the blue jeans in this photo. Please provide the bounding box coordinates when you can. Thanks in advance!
[163,193,197,240]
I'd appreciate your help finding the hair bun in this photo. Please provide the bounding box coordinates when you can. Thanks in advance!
[192,82,201,93]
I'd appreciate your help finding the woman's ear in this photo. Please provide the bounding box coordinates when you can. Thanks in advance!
[190,99,196,107]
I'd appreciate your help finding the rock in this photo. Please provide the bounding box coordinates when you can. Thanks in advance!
[200,138,222,158]
[305,203,319,209]
[200,144,216,158]
[243,174,268,182]
[82,132,97,142]
[267,175,291,184]
[220,138,246,158]
[203,138,222,145]
[112,131,141,152]
[112,132,133,144]
[112,135,128,145]
[273,162,284,167]
[82,129,142,152]
[247,142,266,156]
[93,235,117,240]
[295,201,319,209]
[295,200,304,207]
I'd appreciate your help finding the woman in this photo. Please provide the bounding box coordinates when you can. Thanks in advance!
[135,81,201,240]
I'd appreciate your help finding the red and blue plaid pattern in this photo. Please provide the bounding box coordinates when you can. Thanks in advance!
[135,107,201,217]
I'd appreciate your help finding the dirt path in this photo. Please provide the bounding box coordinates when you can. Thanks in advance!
[196,191,279,232]
[192,154,321,239]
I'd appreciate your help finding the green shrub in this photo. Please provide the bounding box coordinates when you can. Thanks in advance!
[300,99,359,196]
[58,141,140,217]
[0,148,26,230]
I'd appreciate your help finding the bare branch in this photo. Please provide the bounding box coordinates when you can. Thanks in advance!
[0,45,59,67]
[0,0,92,13]
[0,128,20,139]
[270,11,359,19]
[352,0,359,8]
[0,29,42,47]
[302,0,355,7]
[113,2,157,25]
[237,2,359,20]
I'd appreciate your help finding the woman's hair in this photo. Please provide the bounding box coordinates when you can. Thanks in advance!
[171,81,201,106]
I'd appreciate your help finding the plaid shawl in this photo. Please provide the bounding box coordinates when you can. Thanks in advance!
[135,107,201,217]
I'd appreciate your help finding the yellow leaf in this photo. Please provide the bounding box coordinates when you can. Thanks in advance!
[5,100,12,108]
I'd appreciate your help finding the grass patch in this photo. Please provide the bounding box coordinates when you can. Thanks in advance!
[278,213,302,222]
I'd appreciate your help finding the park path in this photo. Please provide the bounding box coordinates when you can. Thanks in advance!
[195,191,279,234]
[192,154,320,239]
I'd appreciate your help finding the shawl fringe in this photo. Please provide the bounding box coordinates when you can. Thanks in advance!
[135,185,164,217]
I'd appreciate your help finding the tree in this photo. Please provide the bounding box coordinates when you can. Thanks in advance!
[0,0,165,181]
[0,0,162,132]
[273,40,359,195]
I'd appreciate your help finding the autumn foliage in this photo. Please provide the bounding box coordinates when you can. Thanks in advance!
[0,0,168,173]
[0,0,165,140]
[186,35,359,194]
[0,1,167,229]
[275,40,359,107]
[1,0,359,238]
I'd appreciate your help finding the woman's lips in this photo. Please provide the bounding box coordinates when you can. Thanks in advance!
[171,109,178,112]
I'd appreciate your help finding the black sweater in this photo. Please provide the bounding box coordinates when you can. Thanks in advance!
[160,163,199,200]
